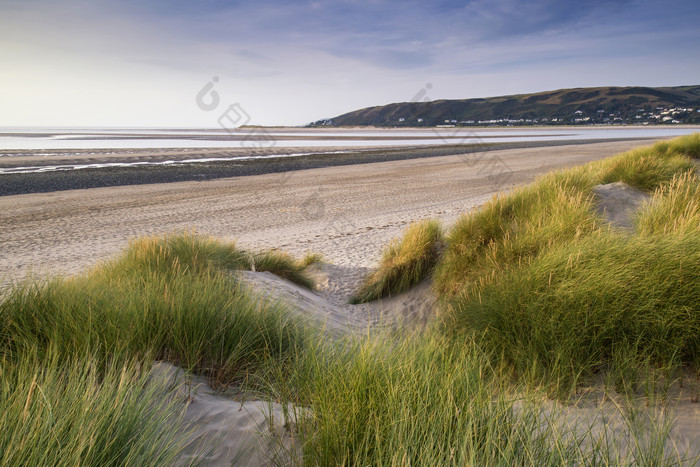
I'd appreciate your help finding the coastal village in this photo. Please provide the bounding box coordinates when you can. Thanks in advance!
[462,106,699,126]
[312,106,700,127]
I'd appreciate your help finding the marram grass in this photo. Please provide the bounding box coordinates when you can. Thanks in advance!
[270,332,697,466]
[636,170,700,236]
[0,232,317,465]
[433,168,598,297]
[253,250,317,289]
[0,351,193,466]
[101,230,316,289]
[592,133,700,191]
[350,219,443,303]
[434,133,700,392]
[0,232,313,386]
[444,231,700,394]
[435,134,700,298]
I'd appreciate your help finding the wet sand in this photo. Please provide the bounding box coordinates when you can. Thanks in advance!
[0,138,651,195]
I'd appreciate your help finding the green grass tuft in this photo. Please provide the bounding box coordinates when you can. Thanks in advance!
[434,169,598,296]
[253,250,317,289]
[290,335,551,465]
[0,235,311,387]
[350,219,443,304]
[103,230,251,277]
[636,170,700,236]
[0,352,191,466]
[444,232,700,394]
[435,135,700,300]
[270,332,695,465]
[99,231,317,289]
[591,133,699,191]
[433,133,700,393]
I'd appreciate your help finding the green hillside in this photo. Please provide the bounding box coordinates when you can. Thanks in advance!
[316,85,700,127]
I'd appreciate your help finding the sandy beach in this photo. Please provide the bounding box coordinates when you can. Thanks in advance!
[0,139,653,289]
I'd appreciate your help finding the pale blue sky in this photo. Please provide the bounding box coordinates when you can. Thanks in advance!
[1,0,699,126]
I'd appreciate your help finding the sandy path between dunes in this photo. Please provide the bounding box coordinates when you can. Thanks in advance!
[0,139,653,289]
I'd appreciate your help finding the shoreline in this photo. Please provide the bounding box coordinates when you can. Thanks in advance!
[0,137,654,196]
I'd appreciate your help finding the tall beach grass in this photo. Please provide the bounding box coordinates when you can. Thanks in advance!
[636,170,700,236]
[269,332,696,465]
[434,133,700,392]
[435,133,700,298]
[0,352,192,466]
[444,231,700,394]
[0,232,316,465]
[350,219,443,303]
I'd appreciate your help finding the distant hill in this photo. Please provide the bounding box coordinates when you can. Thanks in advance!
[314,86,700,127]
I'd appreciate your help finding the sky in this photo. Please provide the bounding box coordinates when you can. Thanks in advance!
[1,0,699,127]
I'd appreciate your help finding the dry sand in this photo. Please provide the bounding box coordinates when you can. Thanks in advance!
[593,182,651,231]
[147,362,301,467]
[238,263,436,334]
[0,139,652,289]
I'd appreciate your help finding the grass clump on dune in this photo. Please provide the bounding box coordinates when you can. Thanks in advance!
[435,134,700,298]
[636,171,700,236]
[290,335,555,465]
[433,134,700,392]
[104,231,317,289]
[106,230,252,276]
[0,353,189,466]
[446,231,700,394]
[0,232,317,464]
[252,250,317,289]
[593,137,698,191]
[1,232,312,386]
[434,169,598,296]
[276,333,691,465]
[2,270,304,386]
[350,219,443,304]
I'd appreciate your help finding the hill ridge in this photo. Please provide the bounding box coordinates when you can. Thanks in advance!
[314,85,700,127]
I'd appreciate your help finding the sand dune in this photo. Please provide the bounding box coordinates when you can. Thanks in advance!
[2,138,698,464]
[238,263,435,334]
[147,362,301,466]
